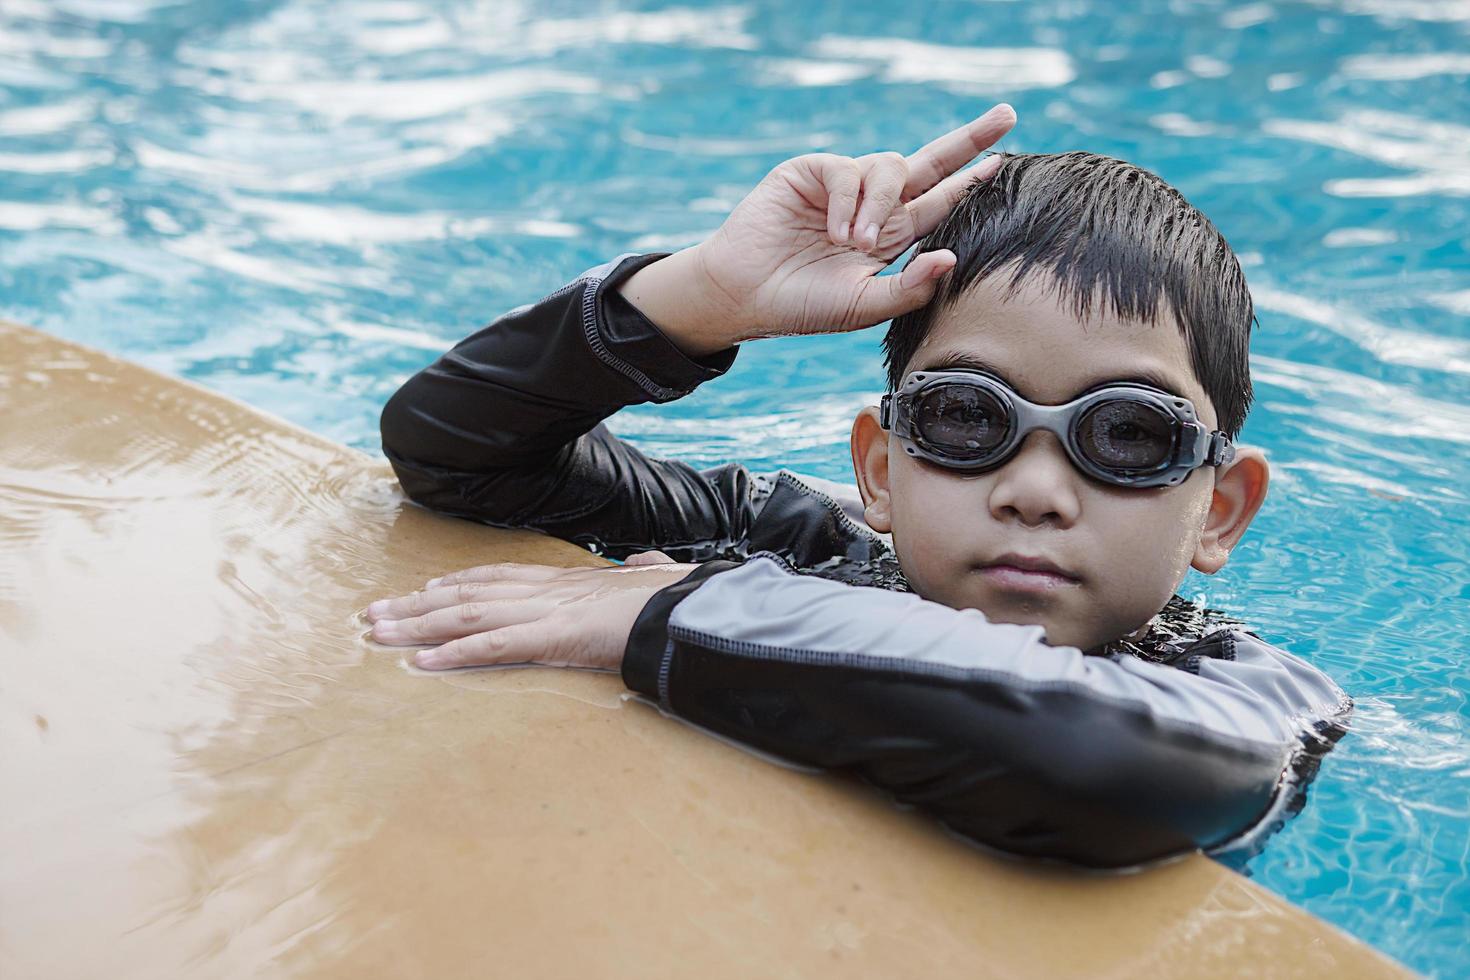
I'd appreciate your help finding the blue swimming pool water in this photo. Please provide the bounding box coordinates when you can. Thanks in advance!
[1,0,1466,972]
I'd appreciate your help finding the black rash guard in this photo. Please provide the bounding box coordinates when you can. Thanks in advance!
[380,252,1352,869]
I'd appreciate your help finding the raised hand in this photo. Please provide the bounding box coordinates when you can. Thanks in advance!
[618,104,1016,356]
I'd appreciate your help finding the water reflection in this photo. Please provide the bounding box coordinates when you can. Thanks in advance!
[1263,110,1470,198]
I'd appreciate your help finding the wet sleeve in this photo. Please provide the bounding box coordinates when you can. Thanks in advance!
[379,253,765,562]
[622,553,1353,869]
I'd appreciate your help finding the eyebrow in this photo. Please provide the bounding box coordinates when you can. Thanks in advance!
[915,350,1190,400]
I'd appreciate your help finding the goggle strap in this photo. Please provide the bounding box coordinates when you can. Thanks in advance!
[1208,432,1235,467]
[879,394,893,430]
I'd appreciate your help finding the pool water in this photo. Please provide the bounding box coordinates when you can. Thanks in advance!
[1,0,1466,974]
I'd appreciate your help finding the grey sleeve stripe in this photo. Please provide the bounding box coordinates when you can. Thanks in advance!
[666,554,1347,751]
[573,255,630,283]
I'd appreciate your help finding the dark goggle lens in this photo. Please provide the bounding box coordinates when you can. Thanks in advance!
[911,383,1011,458]
[1076,400,1175,471]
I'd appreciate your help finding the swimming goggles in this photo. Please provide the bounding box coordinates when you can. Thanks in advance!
[879,369,1235,489]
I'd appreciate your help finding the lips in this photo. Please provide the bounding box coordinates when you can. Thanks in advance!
[984,553,1077,578]
[976,553,1080,591]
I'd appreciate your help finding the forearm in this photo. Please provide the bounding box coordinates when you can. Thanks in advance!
[624,555,1353,867]
[379,254,745,545]
[613,245,746,359]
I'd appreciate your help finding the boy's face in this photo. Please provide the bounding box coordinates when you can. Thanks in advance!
[852,273,1268,651]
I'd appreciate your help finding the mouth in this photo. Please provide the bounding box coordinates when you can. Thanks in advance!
[975,553,1081,593]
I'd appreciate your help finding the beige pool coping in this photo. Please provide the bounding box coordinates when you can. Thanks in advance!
[0,321,1411,979]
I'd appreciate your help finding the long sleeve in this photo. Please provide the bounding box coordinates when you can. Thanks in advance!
[623,553,1353,869]
[380,253,765,561]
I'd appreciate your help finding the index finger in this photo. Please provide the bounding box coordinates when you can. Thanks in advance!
[904,152,1006,240]
[903,103,1016,201]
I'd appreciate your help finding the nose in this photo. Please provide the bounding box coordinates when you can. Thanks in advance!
[986,430,1082,528]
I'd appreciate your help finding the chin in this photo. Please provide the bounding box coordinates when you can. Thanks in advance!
[964,587,1063,633]
[963,601,1064,646]
[984,607,1104,651]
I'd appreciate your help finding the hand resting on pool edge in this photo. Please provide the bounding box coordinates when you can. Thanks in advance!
[366,552,691,672]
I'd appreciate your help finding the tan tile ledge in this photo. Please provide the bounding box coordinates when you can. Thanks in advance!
[0,321,1410,979]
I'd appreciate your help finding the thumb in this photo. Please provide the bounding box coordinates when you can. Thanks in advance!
[852,249,956,325]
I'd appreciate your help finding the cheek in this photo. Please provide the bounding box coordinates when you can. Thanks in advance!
[1103,487,1211,588]
[885,457,976,587]
[1080,491,1209,643]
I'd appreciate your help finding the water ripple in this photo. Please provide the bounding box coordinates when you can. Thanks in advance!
[1254,286,1470,376]
[1341,51,1470,79]
[807,37,1076,92]
[1264,109,1470,198]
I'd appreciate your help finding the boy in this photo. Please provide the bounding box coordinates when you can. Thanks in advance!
[368,105,1351,868]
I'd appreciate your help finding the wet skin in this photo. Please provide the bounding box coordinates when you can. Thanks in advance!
[849,271,1270,652]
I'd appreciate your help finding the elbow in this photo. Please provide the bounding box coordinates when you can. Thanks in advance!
[943,777,1278,870]
[932,732,1291,869]
[378,380,470,513]
[379,379,422,466]
[939,783,1200,870]
[381,449,464,515]
[378,379,537,523]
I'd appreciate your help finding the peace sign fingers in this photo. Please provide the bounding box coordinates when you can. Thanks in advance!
[904,153,1006,242]
[903,103,1016,202]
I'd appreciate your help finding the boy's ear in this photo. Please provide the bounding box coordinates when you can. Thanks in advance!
[850,406,893,534]
[1192,445,1269,574]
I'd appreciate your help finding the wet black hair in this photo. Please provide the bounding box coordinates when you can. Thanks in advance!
[883,151,1255,437]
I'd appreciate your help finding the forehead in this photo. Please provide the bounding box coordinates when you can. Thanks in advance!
[910,272,1213,420]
